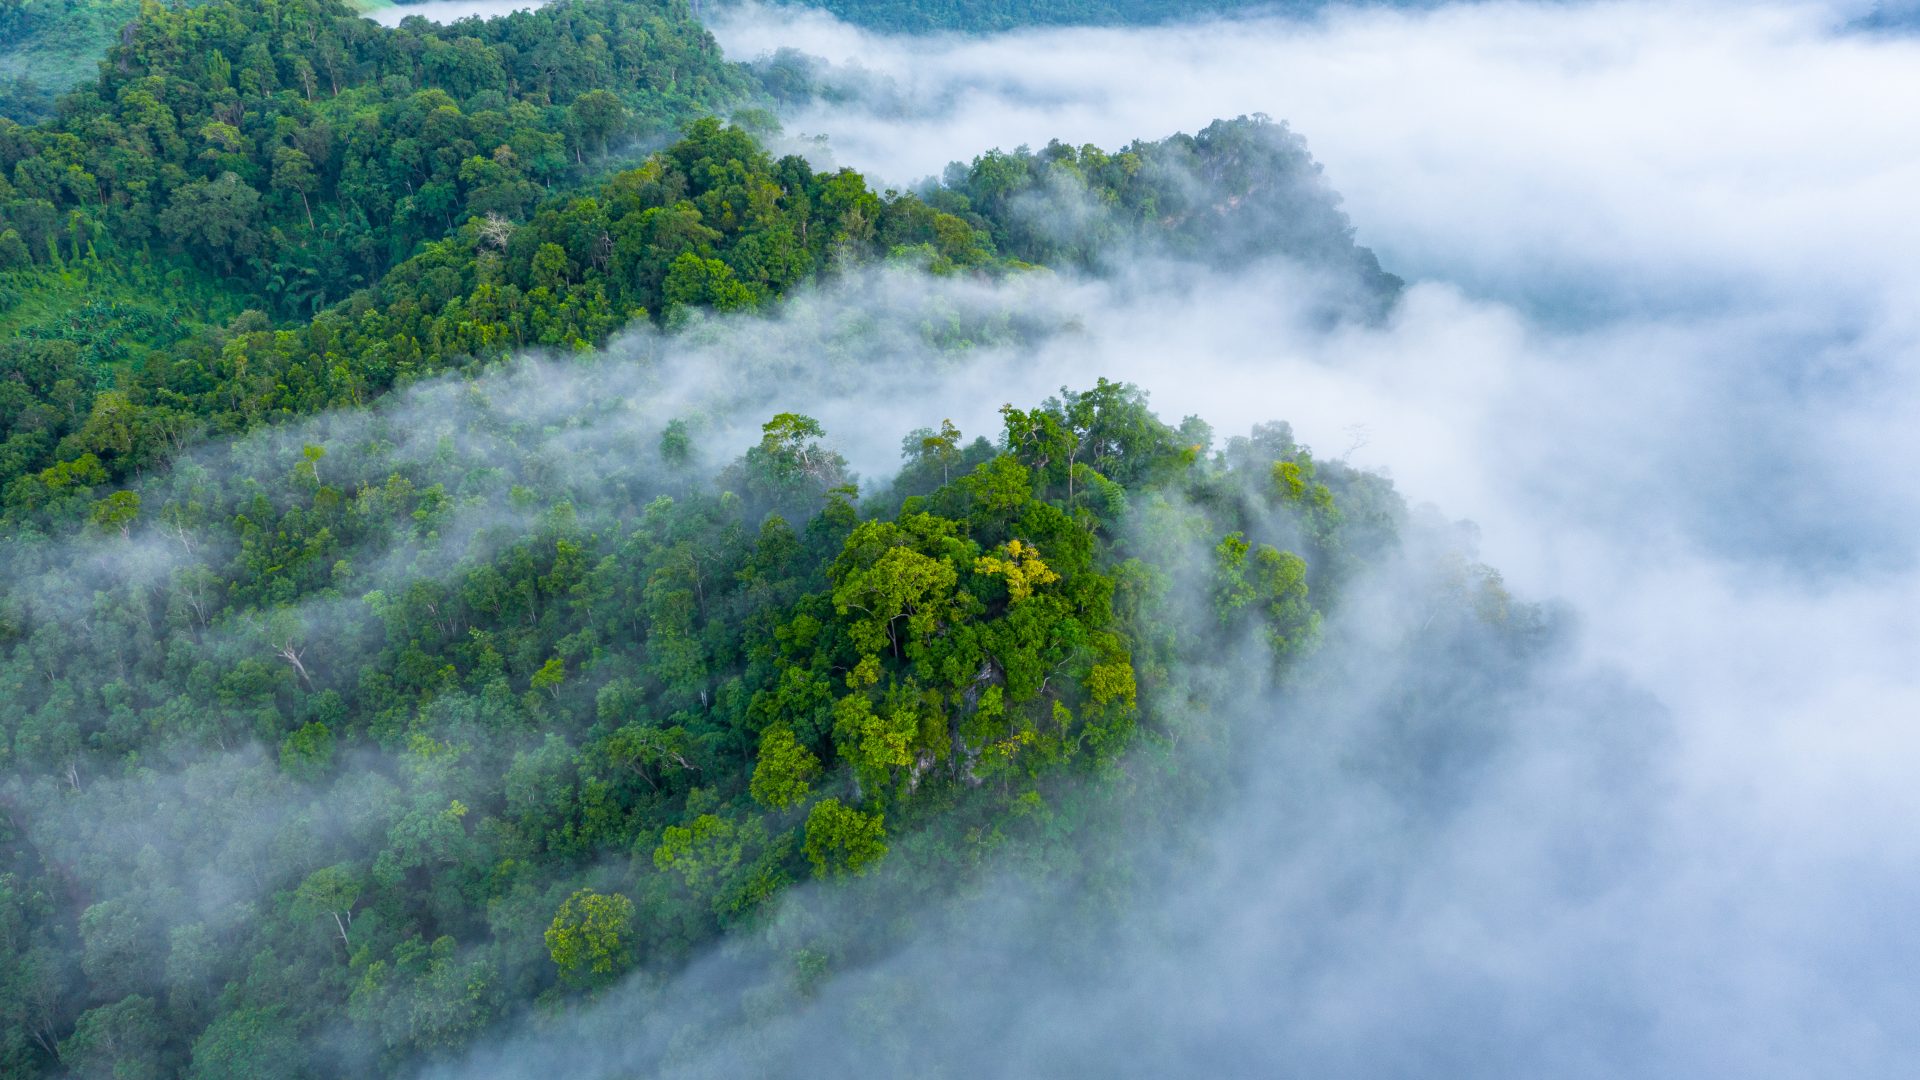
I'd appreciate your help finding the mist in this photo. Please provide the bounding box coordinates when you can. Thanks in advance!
[382,0,1918,1075]
[17,0,1919,1074]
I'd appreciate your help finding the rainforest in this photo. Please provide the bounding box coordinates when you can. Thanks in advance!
[2,1,1916,1078]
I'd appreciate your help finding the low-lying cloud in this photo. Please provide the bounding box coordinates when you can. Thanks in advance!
[527,1,1917,1075]
[59,0,1920,1074]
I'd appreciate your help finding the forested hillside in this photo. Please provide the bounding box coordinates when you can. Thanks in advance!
[0,0,1451,1076]
[4,333,1505,1073]
[0,0,746,512]
[0,104,1394,532]
[0,0,746,301]
[0,0,142,121]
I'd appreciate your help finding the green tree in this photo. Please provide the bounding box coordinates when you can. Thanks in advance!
[920,418,962,484]
[662,252,757,315]
[749,724,820,809]
[544,890,634,985]
[653,814,742,891]
[803,798,887,878]
[569,90,626,158]
[89,490,140,539]
[159,174,263,272]
[271,148,318,229]
[831,526,962,661]
[530,657,566,698]
[291,864,361,950]
[0,229,29,269]
[60,994,166,1080]
[279,721,335,781]
[187,1007,305,1080]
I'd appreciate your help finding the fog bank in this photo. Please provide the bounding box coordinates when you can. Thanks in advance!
[228,1,1920,1074]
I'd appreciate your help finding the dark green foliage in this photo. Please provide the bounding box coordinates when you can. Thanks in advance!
[0,4,1466,1073]
[0,356,1464,1074]
[924,115,1403,305]
[0,118,998,520]
[0,0,749,310]
[0,108,1392,540]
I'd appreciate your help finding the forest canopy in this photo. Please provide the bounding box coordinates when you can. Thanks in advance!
[0,1,1478,1077]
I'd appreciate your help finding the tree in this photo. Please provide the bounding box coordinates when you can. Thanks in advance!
[1213,531,1320,661]
[831,692,919,799]
[749,724,820,809]
[279,721,335,781]
[159,174,263,272]
[1251,544,1320,660]
[291,864,361,951]
[569,90,626,158]
[974,539,1060,603]
[0,229,29,269]
[271,149,318,229]
[530,657,566,698]
[660,419,693,468]
[604,722,700,792]
[831,524,964,661]
[531,243,571,290]
[544,890,634,985]
[0,939,71,1070]
[77,900,155,1001]
[90,491,140,540]
[760,413,827,469]
[803,798,887,878]
[653,814,741,891]
[920,419,962,484]
[662,252,757,314]
[296,444,326,486]
[348,935,497,1055]
[60,994,166,1080]
[1211,531,1258,622]
[187,1007,305,1080]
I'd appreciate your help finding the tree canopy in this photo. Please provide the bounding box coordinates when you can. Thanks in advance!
[0,3,1534,1078]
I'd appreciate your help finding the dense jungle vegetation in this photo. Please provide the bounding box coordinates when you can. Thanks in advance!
[0,91,1393,522]
[0,0,1485,1076]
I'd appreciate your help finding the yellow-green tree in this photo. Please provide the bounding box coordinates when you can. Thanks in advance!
[803,799,887,878]
[750,724,821,809]
[652,815,742,891]
[544,890,634,985]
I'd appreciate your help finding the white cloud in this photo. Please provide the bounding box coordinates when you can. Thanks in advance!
[319,1,1920,1072]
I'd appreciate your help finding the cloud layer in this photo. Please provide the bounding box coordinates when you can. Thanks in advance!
[152,1,1920,1073]
[675,2,1920,1074]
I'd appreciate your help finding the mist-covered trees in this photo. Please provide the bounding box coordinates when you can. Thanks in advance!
[0,3,1487,1071]
[0,118,996,520]
[0,0,760,515]
[0,361,1452,1074]
[923,115,1403,306]
[0,84,1396,558]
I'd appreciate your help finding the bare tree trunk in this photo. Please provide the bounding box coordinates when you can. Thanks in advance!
[276,642,315,689]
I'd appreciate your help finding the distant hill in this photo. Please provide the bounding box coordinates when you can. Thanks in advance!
[0,0,147,120]
[727,0,1406,33]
